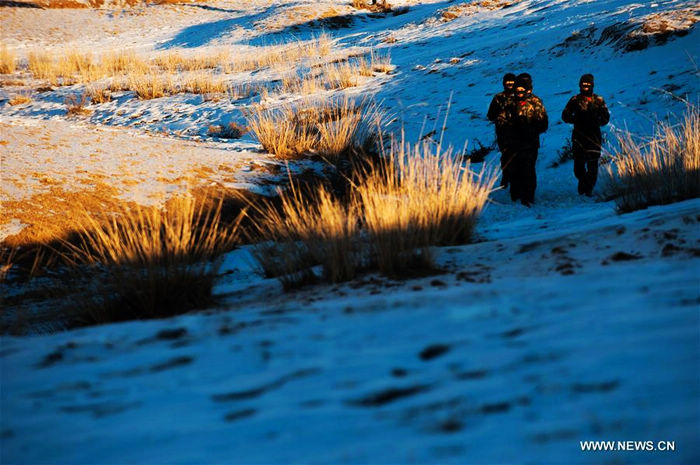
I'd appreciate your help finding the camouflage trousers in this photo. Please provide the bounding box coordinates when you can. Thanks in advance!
[574,158,599,196]
[509,149,538,205]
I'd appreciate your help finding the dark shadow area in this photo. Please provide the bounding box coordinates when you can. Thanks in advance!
[0,0,43,7]
[180,2,243,14]
[157,4,278,49]
[245,5,427,47]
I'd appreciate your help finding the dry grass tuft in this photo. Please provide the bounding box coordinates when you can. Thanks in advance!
[28,51,59,84]
[65,93,92,116]
[102,50,148,75]
[370,50,393,73]
[128,73,173,100]
[154,50,229,72]
[0,46,17,75]
[58,50,94,76]
[246,98,382,161]
[359,139,497,275]
[85,84,112,104]
[251,185,361,287]
[279,52,392,95]
[440,0,520,21]
[356,51,393,76]
[59,193,241,326]
[8,92,32,106]
[26,48,147,86]
[352,0,393,13]
[323,60,361,89]
[0,247,16,283]
[603,106,699,212]
[249,136,497,285]
[247,103,319,159]
[208,122,247,139]
[184,71,228,95]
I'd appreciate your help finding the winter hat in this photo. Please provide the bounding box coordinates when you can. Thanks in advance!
[502,72,516,85]
[515,73,533,91]
[579,73,594,87]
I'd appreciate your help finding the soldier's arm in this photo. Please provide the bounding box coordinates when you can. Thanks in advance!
[496,107,510,128]
[538,100,549,134]
[596,96,610,126]
[487,95,500,122]
[561,96,577,124]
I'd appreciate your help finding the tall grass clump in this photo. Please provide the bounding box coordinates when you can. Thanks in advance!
[184,71,228,95]
[352,0,392,12]
[60,194,241,327]
[0,46,17,74]
[603,106,699,212]
[251,185,361,288]
[249,136,497,285]
[128,73,172,100]
[358,139,497,275]
[246,98,382,161]
[28,51,58,84]
[101,50,147,75]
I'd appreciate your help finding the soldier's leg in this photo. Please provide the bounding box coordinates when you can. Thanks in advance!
[572,141,588,195]
[521,149,537,205]
[500,146,513,188]
[573,157,587,195]
[509,151,523,202]
[585,158,599,195]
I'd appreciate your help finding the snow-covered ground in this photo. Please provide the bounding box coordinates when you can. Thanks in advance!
[1,0,699,463]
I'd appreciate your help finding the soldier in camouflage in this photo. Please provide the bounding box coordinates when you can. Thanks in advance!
[499,73,548,206]
[487,72,516,187]
[562,74,610,196]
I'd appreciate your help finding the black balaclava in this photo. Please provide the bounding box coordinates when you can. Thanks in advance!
[579,73,594,96]
[515,73,532,99]
[503,72,516,93]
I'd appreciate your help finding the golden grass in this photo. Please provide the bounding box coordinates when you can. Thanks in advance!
[323,60,361,89]
[184,71,228,95]
[352,0,392,13]
[440,0,520,21]
[225,34,333,74]
[250,136,498,285]
[65,93,92,116]
[66,194,238,267]
[26,48,147,86]
[0,247,16,283]
[153,35,332,77]
[207,122,247,139]
[282,71,326,95]
[247,103,319,159]
[604,106,699,212]
[19,36,336,101]
[154,50,229,72]
[277,51,392,96]
[102,50,148,75]
[8,93,32,106]
[128,72,173,99]
[28,51,59,84]
[359,139,497,274]
[0,46,17,75]
[246,98,382,161]
[251,185,361,286]
[60,193,241,326]
[85,84,112,104]
[58,50,93,76]
[369,50,393,73]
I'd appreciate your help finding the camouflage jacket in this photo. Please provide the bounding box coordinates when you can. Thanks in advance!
[499,93,548,150]
[487,91,514,143]
[562,93,610,153]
